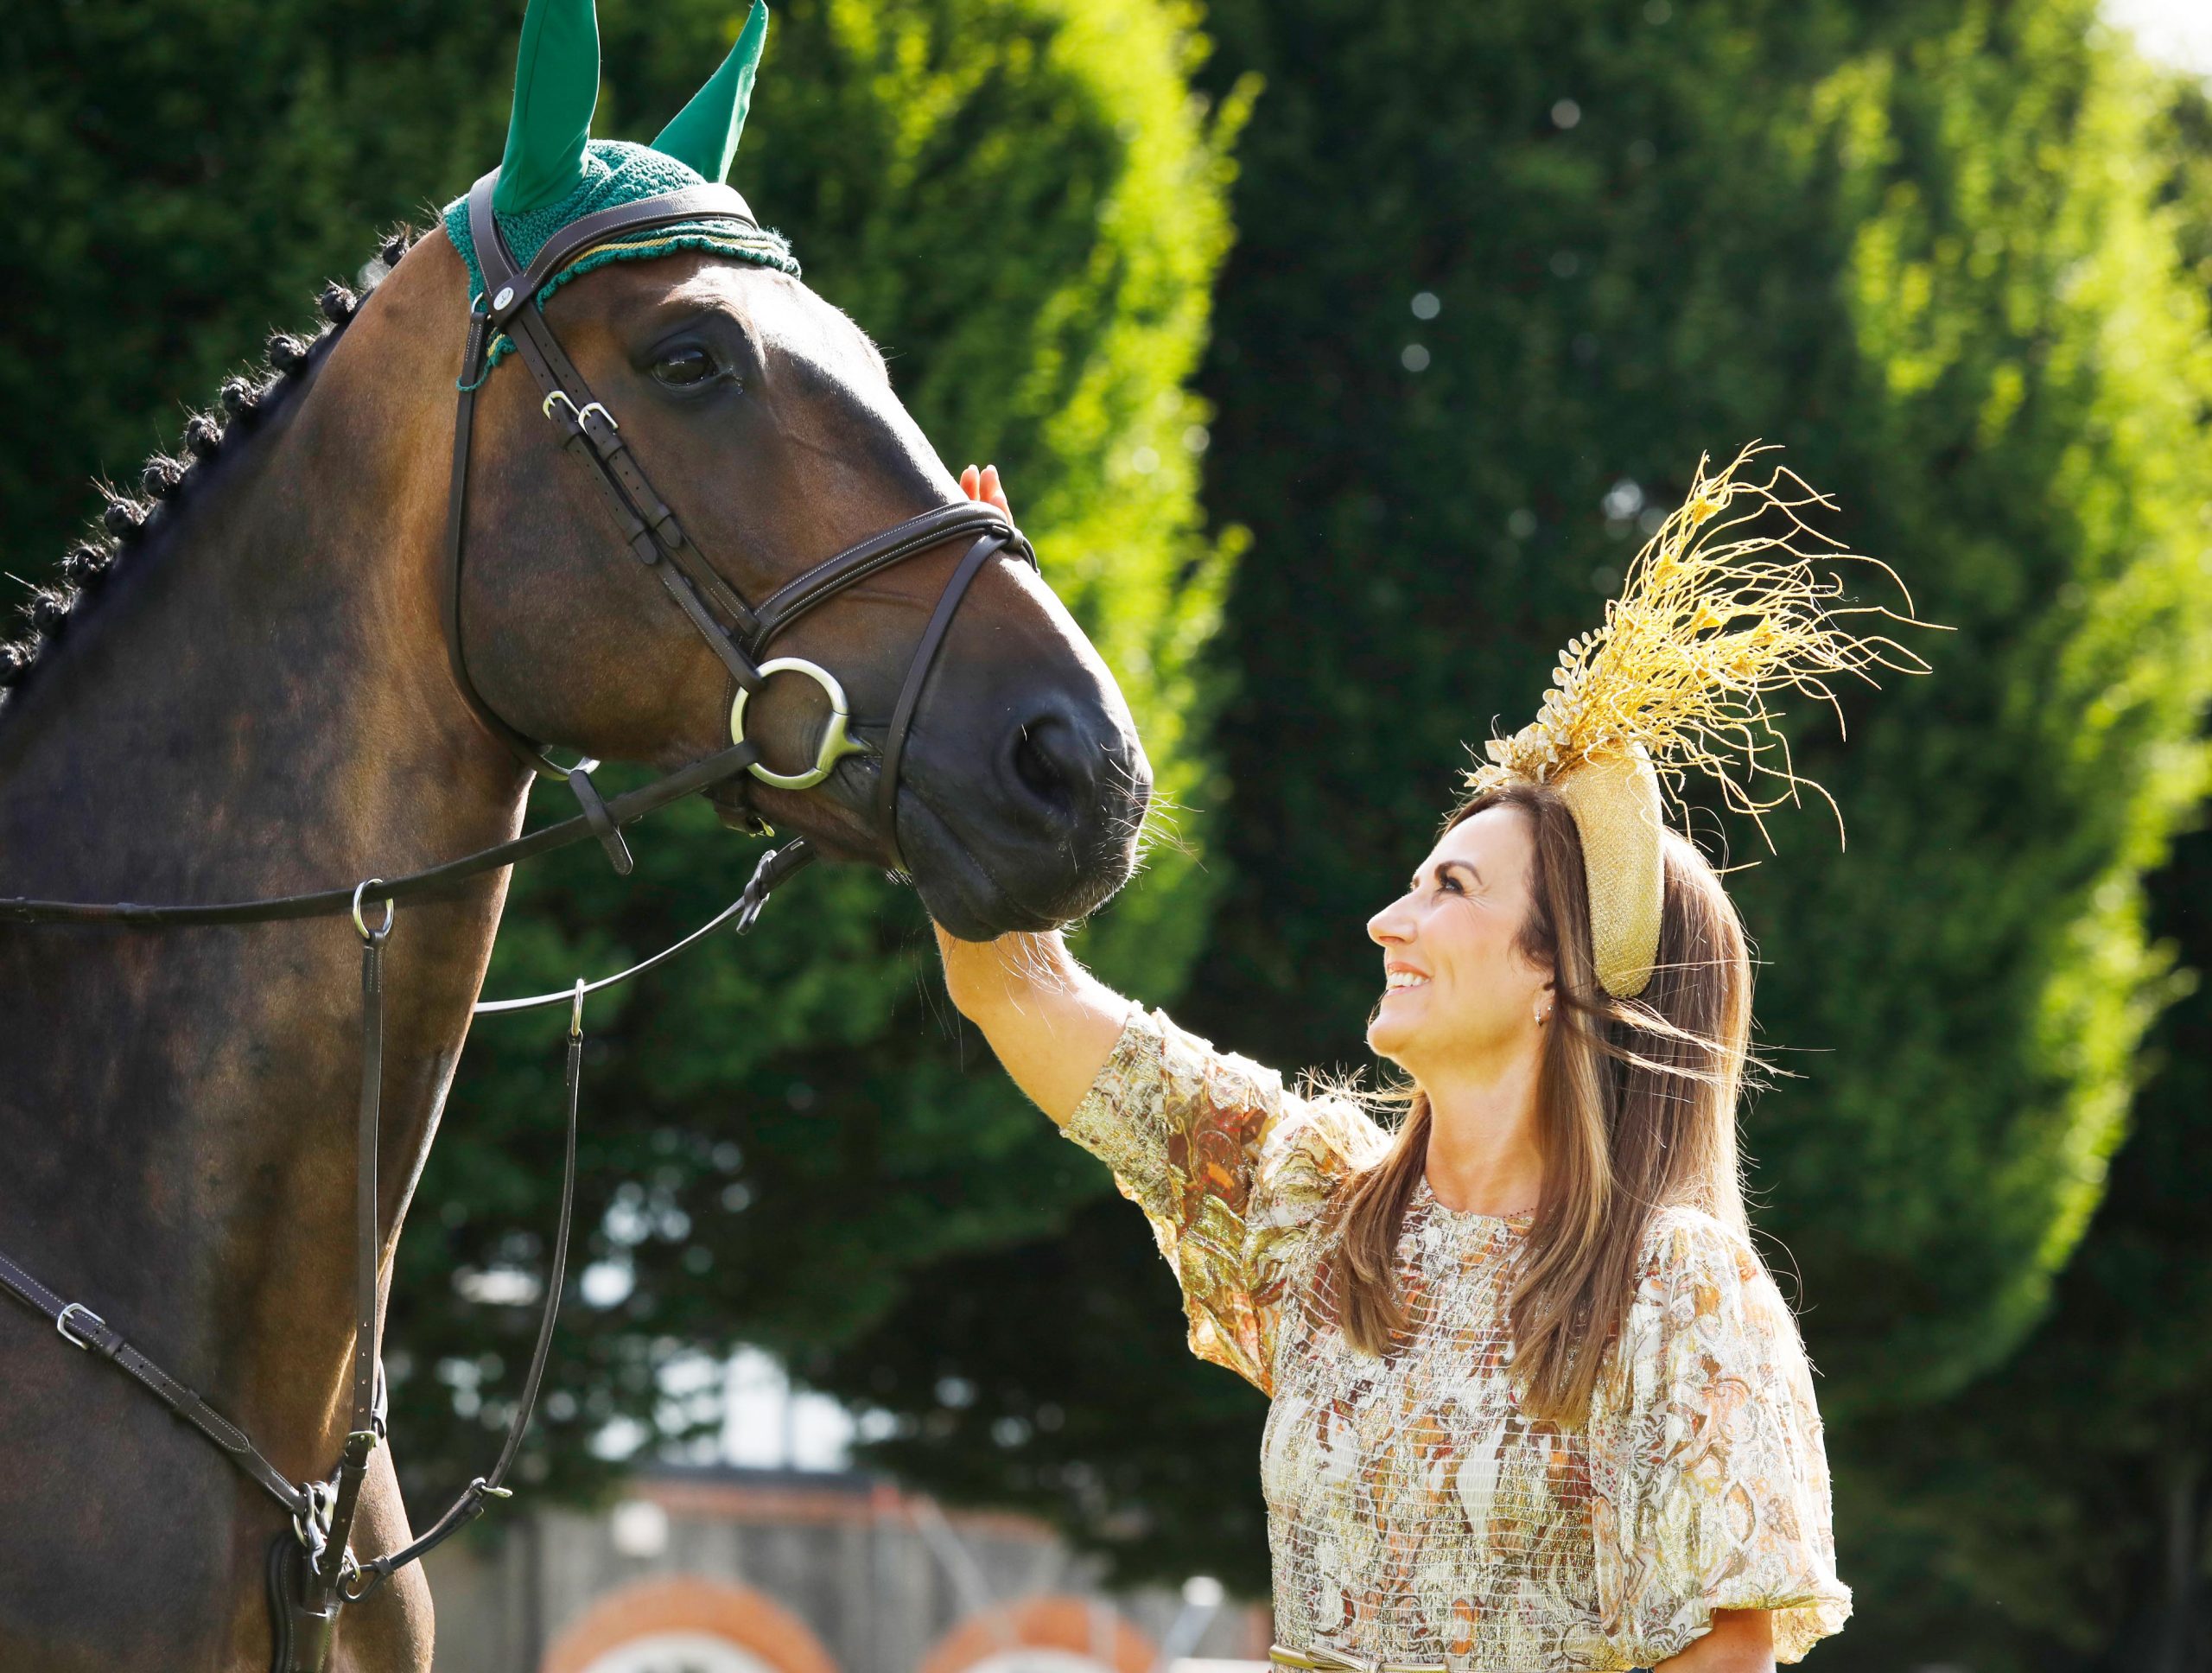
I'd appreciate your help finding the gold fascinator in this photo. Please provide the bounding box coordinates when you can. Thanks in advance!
[1467,444,1930,999]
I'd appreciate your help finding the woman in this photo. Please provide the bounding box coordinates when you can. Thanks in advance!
[938,453,1913,1670]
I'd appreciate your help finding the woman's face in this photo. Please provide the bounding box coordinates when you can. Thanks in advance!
[1365,805,1553,1078]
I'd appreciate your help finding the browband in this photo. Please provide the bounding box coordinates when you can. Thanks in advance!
[472,175,766,321]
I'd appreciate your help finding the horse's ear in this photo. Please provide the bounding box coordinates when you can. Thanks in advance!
[652,0,769,183]
[492,0,601,215]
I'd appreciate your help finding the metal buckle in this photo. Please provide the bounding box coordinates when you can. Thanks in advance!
[54,1301,105,1350]
[1270,1648,1369,1673]
[1268,1646,1448,1673]
[729,658,868,790]
[294,1479,335,1554]
[541,390,618,432]
[733,845,785,935]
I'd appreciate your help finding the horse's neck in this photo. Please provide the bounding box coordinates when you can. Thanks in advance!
[0,358,521,899]
[0,312,530,1470]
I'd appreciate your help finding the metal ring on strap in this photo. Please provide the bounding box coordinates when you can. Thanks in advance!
[728,658,868,790]
[351,881,394,944]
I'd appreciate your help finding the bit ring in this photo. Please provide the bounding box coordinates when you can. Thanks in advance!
[730,659,868,791]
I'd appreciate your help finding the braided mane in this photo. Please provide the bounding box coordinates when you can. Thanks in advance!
[0,226,423,722]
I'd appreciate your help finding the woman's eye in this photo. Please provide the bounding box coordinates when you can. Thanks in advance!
[652,346,719,387]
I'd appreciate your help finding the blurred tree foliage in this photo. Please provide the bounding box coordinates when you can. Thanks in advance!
[0,0,1241,1512]
[810,0,2212,1639]
[1828,70,2212,1673]
[1838,817,2212,1670]
[1179,0,2212,1413]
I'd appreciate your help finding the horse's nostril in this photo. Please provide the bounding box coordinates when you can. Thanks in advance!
[1014,723,1069,806]
[1005,709,1102,826]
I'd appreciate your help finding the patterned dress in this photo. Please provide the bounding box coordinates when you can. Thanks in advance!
[1062,1006,1853,1670]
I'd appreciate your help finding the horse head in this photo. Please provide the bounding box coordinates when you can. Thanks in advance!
[386,0,1150,938]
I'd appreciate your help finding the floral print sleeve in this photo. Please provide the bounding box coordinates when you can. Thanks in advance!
[1595,1208,1854,1666]
[1060,1005,1389,1396]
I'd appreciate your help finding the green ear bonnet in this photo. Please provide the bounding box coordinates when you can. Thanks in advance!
[442,0,798,370]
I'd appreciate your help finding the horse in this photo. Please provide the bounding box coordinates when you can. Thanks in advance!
[0,4,1150,1668]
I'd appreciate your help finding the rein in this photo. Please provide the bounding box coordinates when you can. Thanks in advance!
[0,168,1034,1673]
[0,742,761,926]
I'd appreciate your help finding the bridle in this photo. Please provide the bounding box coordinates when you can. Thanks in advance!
[0,170,1037,1671]
[448,169,1036,863]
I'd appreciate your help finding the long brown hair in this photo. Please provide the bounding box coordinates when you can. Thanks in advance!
[1329,779,1758,1425]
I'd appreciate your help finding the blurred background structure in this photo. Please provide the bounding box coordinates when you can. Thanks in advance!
[3,1,2209,1670]
[425,1442,1268,1673]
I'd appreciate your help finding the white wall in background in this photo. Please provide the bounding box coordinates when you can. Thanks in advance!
[577,1631,777,1673]
[720,1345,858,1471]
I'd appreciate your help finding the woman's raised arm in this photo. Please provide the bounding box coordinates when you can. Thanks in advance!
[934,926,1131,1126]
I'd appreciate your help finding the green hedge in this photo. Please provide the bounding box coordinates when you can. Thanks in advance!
[1183,0,2212,1411]
[1819,69,2212,1673]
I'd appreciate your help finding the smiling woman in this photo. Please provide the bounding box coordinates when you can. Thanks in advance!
[936,450,1929,1671]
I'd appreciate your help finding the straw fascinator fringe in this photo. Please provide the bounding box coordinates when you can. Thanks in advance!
[1468,444,1930,998]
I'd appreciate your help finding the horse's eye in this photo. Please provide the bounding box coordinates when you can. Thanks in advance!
[652,346,719,388]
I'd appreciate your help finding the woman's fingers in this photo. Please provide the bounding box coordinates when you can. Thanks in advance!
[958,462,1014,521]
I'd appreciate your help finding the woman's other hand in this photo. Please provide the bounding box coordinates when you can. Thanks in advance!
[960,461,1012,519]
[1651,1609,1777,1673]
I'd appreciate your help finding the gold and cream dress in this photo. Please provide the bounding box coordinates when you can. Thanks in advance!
[1061,1006,1853,1670]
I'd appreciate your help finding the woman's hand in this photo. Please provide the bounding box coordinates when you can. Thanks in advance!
[933,922,1130,1128]
[959,461,1012,519]
[1651,1609,1776,1673]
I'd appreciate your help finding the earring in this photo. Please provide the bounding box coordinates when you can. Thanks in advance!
[1534,996,1551,1025]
